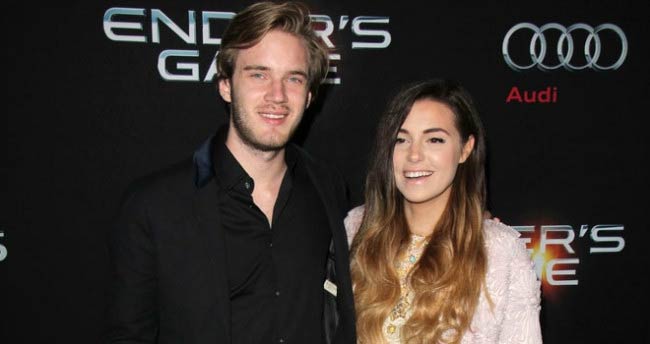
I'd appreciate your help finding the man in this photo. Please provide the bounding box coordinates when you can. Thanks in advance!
[106,2,356,343]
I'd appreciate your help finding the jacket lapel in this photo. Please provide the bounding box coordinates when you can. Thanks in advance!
[301,152,356,342]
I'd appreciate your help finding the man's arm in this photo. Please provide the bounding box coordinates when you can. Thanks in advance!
[105,189,158,343]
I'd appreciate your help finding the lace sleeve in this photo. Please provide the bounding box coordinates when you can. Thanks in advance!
[498,232,543,344]
[343,205,365,247]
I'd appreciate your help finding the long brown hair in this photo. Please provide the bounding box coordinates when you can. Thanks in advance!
[216,1,329,98]
[350,79,488,343]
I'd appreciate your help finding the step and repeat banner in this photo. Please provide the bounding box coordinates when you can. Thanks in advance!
[4,1,649,342]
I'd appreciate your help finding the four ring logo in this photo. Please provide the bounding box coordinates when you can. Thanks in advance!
[502,23,628,71]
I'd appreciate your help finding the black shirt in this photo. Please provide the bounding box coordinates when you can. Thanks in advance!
[212,129,332,344]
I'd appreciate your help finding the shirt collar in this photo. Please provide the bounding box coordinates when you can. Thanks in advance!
[213,126,248,191]
[192,125,299,189]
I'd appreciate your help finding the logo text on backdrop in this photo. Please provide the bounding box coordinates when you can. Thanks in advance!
[514,224,624,290]
[103,8,391,83]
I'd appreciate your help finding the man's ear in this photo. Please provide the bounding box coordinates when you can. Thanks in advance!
[459,135,475,163]
[218,79,232,103]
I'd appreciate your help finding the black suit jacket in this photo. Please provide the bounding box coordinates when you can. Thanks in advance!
[106,136,356,343]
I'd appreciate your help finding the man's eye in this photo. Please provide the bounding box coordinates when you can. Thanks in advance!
[288,76,305,84]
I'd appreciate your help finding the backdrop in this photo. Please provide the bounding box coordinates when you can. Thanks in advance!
[4,1,649,342]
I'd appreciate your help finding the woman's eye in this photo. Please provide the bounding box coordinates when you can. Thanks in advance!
[429,137,445,143]
[395,137,406,144]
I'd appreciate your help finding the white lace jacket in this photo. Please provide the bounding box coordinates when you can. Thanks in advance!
[344,206,543,344]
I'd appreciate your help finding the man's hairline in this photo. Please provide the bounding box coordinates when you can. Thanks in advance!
[220,29,315,83]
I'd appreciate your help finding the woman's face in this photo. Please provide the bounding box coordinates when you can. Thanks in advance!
[392,99,474,208]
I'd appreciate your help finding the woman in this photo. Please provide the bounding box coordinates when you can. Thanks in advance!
[346,79,542,343]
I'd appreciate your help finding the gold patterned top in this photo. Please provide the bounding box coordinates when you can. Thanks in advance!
[383,234,429,343]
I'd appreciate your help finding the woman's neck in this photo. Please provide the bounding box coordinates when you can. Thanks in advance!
[403,190,450,237]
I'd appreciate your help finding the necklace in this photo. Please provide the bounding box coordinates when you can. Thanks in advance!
[385,234,429,337]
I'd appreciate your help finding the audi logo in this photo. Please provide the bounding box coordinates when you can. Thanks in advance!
[502,23,628,71]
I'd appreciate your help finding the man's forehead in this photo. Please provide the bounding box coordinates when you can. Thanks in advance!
[233,30,309,71]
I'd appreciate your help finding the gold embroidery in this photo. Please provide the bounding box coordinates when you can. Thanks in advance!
[384,234,429,340]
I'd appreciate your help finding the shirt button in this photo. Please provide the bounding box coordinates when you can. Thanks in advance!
[278,339,284,343]
[275,291,281,296]
[244,181,251,189]
[269,242,273,248]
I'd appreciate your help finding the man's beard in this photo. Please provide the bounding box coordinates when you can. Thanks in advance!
[230,93,302,152]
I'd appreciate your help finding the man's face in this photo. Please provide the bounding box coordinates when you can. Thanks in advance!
[219,30,312,152]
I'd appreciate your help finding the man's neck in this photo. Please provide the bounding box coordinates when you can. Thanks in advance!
[225,135,287,185]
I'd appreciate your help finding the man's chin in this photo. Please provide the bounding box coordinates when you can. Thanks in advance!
[244,136,289,152]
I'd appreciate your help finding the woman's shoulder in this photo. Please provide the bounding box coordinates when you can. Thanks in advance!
[344,205,365,247]
[482,219,526,256]
[483,218,521,239]
[481,219,539,286]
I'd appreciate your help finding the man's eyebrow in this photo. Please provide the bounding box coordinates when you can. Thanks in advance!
[242,65,308,78]
[288,70,308,78]
[242,65,270,71]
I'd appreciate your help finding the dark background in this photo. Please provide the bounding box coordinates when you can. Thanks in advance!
[3,1,649,342]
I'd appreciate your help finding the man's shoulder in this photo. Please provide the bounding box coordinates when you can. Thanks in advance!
[121,158,196,205]
[290,143,349,212]
[291,144,322,167]
[290,144,340,180]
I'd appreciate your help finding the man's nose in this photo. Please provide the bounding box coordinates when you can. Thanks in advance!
[265,78,287,103]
